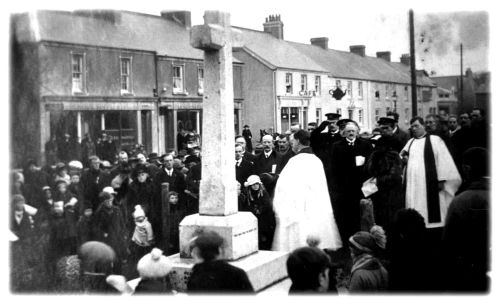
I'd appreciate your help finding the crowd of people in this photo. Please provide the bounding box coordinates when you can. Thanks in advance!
[9,108,489,294]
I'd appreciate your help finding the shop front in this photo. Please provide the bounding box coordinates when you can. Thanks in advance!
[42,99,156,163]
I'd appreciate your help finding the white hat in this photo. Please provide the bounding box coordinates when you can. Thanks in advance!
[137,248,172,279]
[68,160,83,170]
[103,186,117,195]
[133,205,145,219]
[244,175,261,187]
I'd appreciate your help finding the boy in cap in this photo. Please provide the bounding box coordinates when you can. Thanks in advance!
[187,230,254,293]
[348,229,388,292]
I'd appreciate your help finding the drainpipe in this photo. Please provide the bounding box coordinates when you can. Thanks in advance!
[272,70,277,133]
[154,52,160,153]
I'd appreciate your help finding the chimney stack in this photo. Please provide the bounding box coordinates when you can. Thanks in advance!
[263,14,284,40]
[310,37,329,50]
[376,51,391,62]
[161,10,191,28]
[400,53,411,66]
[349,45,366,57]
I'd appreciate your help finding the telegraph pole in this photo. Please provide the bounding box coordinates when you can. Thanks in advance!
[409,9,418,117]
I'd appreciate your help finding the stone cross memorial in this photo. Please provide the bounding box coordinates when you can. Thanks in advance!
[167,11,288,293]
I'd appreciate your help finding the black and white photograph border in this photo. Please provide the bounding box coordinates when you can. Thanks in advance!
[1,0,498,302]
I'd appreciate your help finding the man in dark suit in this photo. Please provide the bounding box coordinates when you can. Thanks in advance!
[276,134,295,168]
[387,112,410,148]
[330,122,373,246]
[236,135,256,164]
[254,135,285,176]
[152,153,187,252]
[235,144,255,186]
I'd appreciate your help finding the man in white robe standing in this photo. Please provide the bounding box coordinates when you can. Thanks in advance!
[272,130,342,252]
[401,116,462,229]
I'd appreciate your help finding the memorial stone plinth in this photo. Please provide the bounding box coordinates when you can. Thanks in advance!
[168,10,288,293]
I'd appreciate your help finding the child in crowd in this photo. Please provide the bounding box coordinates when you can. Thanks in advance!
[130,205,154,270]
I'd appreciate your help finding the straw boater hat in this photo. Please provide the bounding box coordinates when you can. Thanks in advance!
[137,248,172,279]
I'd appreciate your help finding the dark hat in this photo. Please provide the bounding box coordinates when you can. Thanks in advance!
[147,153,159,161]
[336,118,354,128]
[325,113,341,120]
[134,164,147,175]
[55,162,66,170]
[243,124,249,128]
[349,231,378,254]
[98,191,113,203]
[55,179,68,188]
[377,117,396,125]
[190,231,224,253]
[119,164,132,174]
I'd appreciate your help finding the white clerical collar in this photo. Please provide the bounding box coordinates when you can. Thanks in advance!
[415,132,427,139]
[14,210,24,224]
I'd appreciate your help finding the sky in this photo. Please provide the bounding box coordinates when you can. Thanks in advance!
[4,0,494,76]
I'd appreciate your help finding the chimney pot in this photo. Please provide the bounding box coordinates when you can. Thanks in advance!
[263,14,284,40]
[400,53,411,66]
[376,51,391,62]
[310,37,329,50]
[349,45,366,57]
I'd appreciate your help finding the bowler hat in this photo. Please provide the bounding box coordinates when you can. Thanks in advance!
[325,113,341,120]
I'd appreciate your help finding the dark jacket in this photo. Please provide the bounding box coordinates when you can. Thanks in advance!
[243,151,257,164]
[241,188,275,250]
[187,260,254,293]
[442,178,489,292]
[81,168,111,211]
[134,278,173,294]
[349,256,389,292]
[127,179,155,217]
[93,205,127,259]
[235,158,255,186]
[253,150,285,175]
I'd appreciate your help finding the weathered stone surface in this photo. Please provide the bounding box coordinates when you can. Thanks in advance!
[190,24,225,50]
[191,10,239,216]
[178,212,258,260]
[168,250,289,292]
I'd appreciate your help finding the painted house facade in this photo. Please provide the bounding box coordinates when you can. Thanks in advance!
[11,10,243,167]
[235,15,438,135]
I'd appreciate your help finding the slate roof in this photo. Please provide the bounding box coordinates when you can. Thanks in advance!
[234,27,329,73]
[12,10,204,60]
[13,10,437,86]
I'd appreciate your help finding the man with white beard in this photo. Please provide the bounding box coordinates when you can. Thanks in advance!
[272,130,342,252]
